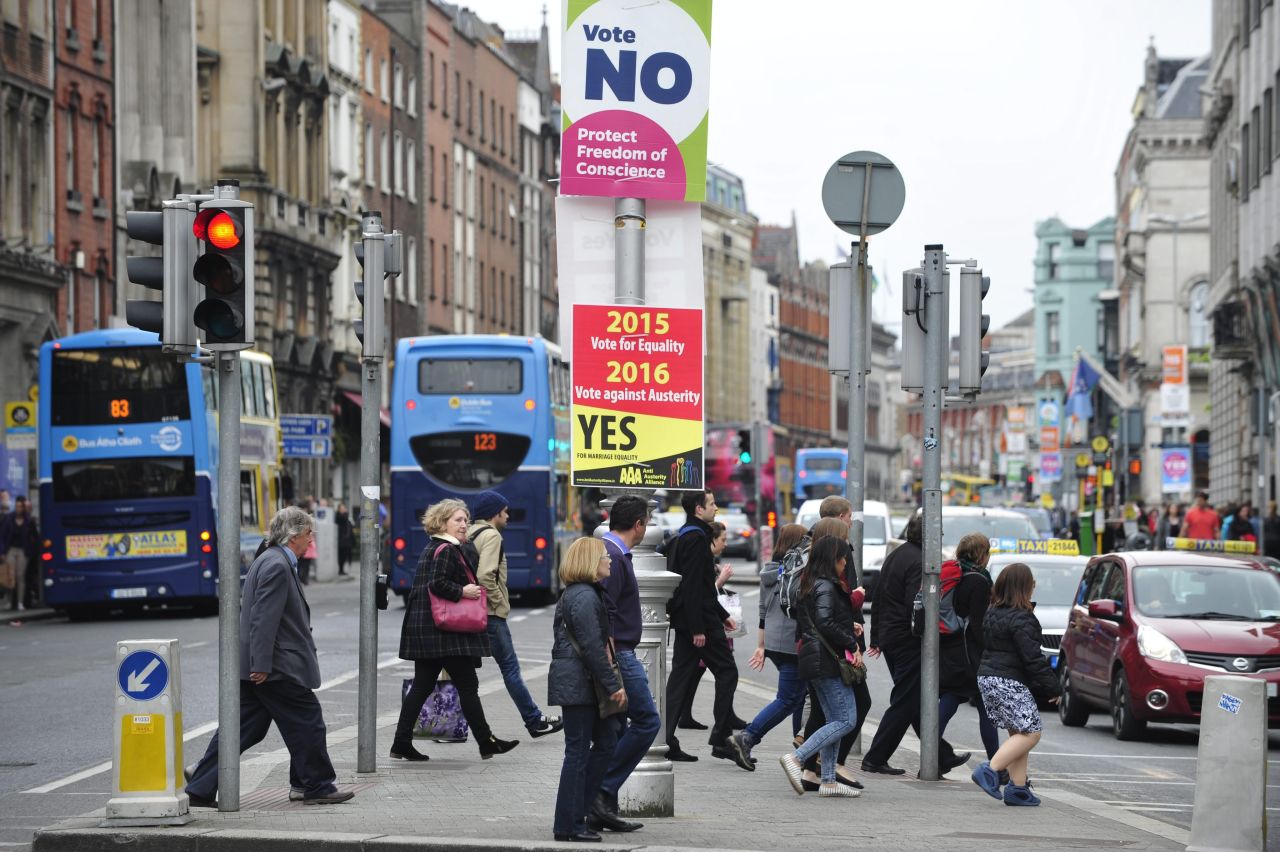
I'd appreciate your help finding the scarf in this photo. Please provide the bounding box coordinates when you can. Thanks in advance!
[959,557,992,584]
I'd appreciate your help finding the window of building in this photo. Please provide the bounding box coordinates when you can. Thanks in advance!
[1263,88,1273,175]
[499,106,505,154]
[1046,311,1060,355]
[442,150,449,207]
[407,237,417,305]
[428,237,436,300]
[1097,241,1114,280]
[393,130,403,195]
[1189,281,1210,348]
[394,62,403,109]
[1275,72,1280,164]
[477,174,484,224]
[490,100,497,150]
[499,188,505,239]
[453,71,460,125]
[91,114,101,200]
[406,140,415,202]
[364,49,373,92]
[466,81,473,133]
[380,130,389,192]
[478,261,485,318]
[490,182,496,232]
[407,75,416,116]
[428,53,435,108]
[440,61,448,114]
[427,143,435,200]
[1243,120,1251,200]
[364,122,374,185]
[1048,243,1060,279]
[380,58,389,102]
[478,89,485,140]
[1252,105,1262,188]
[64,103,76,198]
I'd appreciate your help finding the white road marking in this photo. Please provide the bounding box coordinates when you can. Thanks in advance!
[528,608,547,617]
[186,641,210,649]
[1035,751,1198,760]
[23,653,404,794]
[324,611,342,617]
[509,615,528,622]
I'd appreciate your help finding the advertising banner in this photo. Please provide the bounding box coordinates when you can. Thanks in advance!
[1039,451,1062,482]
[1162,344,1188,384]
[1160,382,1190,426]
[571,304,703,488]
[1039,426,1060,453]
[1038,398,1060,428]
[555,195,704,360]
[1161,446,1192,493]
[5,401,36,450]
[66,530,188,562]
[560,0,712,201]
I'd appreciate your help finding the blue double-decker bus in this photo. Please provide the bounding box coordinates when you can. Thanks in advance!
[37,330,281,616]
[389,335,574,603]
[795,447,848,500]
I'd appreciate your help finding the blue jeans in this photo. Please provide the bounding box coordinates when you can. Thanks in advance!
[744,657,806,744]
[793,676,857,784]
[487,616,542,727]
[599,648,662,802]
[939,691,1000,759]
[553,705,618,836]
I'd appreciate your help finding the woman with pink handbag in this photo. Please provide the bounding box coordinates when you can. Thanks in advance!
[392,498,520,761]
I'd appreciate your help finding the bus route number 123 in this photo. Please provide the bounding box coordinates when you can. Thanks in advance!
[606,310,668,335]
[474,432,498,451]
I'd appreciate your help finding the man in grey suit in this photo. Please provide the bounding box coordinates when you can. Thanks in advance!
[185,507,353,806]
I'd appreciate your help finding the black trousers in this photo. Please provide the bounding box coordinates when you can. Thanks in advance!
[394,657,493,750]
[185,678,337,799]
[665,628,738,749]
[862,644,958,767]
[801,676,871,772]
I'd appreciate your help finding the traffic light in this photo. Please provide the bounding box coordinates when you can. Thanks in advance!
[353,211,402,361]
[192,182,253,351]
[124,200,197,351]
[959,268,990,395]
[737,427,752,464]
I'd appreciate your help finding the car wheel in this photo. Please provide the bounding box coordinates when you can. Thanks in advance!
[1058,661,1090,727]
[1110,667,1147,741]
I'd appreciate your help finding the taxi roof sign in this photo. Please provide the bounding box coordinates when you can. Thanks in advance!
[1166,537,1257,554]
[990,538,1080,556]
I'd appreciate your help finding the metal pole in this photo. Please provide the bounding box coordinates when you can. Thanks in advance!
[357,212,385,773]
[848,238,869,586]
[919,245,947,781]
[216,351,242,811]
[753,420,764,576]
[609,196,677,817]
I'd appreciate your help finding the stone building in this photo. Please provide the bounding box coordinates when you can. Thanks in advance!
[702,164,756,425]
[1114,46,1212,500]
[52,0,112,334]
[0,0,61,481]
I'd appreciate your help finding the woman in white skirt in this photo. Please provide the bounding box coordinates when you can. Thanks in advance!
[970,562,1060,806]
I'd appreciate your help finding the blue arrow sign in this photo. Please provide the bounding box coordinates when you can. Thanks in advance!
[117,650,169,701]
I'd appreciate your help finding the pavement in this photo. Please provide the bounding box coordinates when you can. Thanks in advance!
[31,640,1193,852]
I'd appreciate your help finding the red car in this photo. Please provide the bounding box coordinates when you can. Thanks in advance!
[1057,550,1280,739]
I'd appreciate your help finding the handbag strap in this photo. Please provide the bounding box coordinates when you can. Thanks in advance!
[561,599,614,667]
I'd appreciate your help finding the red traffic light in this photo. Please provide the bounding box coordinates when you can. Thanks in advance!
[193,209,241,249]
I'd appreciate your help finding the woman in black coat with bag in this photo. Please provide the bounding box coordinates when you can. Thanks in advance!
[548,536,625,843]
[392,498,519,762]
[971,562,1061,807]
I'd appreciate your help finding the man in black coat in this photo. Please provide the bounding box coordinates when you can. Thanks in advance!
[663,490,738,761]
[863,511,969,776]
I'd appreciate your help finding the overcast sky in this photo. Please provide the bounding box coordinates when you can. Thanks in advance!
[463,0,1210,332]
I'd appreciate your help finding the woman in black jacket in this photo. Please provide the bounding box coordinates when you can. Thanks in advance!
[972,562,1061,807]
[392,499,518,762]
[548,536,625,843]
[778,536,861,800]
[938,533,997,761]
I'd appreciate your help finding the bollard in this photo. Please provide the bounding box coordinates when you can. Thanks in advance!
[312,505,338,582]
[1187,675,1268,852]
[595,496,680,817]
[103,639,192,826]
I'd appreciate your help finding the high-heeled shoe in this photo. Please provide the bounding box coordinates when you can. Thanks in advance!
[478,734,519,759]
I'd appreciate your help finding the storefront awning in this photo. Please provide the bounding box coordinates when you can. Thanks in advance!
[342,391,391,428]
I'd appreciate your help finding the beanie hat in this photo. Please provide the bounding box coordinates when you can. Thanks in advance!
[471,490,509,522]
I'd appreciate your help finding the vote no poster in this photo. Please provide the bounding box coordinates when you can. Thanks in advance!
[571,305,703,489]
[560,0,712,201]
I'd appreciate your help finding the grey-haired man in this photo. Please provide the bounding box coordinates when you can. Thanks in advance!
[184,507,353,806]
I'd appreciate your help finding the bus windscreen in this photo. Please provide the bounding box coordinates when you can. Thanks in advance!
[409,431,531,488]
[51,347,190,425]
[419,358,523,394]
[53,457,196,502]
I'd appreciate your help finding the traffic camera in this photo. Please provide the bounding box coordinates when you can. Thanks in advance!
[959,268,990,395]
[192,182,254,351]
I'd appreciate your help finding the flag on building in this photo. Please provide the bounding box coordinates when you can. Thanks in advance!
[1065,357,1101,428]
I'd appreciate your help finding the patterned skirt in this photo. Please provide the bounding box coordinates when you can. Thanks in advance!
[977,676,1043,734]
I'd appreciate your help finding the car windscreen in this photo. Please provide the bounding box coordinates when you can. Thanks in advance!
[992,561,1081,607]
[790,513,886,544]
[1133,565,1280,621]
[942,515,1038,547]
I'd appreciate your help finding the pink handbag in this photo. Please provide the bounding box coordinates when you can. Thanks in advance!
[427,543,488,633]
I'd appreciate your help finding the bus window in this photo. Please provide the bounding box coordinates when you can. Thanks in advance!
[51,346,190,425]
[420,358,522,394]
[250,363,267,419]
[240,469,260,528]
[409,430,531,488]
[263,365,277,419]
[54,457,196,502]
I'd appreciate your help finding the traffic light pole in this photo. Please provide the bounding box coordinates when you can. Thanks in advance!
[216,350,242,811]
[919,245,947,782]
[357,211,386,774]
[847,237,869,590]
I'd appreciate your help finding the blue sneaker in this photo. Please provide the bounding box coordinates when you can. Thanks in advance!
[1003,782,1041,806]
[971,761,1001,800]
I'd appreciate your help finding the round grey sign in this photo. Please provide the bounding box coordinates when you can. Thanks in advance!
[821,150,905,236]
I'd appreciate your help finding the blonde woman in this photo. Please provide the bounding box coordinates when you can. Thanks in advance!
[393,499,519,761]
[549,536,624,842]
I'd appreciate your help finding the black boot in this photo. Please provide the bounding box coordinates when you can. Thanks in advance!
[389,740,430,761]
[477,734,519,759]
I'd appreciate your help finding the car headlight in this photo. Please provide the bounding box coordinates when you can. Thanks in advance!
[1136,624,1187,665]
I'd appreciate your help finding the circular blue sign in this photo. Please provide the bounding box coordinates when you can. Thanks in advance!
[117,650,169,701]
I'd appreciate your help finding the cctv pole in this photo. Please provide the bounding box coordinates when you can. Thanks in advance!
[919,245,947,781]
[357,211,385,774]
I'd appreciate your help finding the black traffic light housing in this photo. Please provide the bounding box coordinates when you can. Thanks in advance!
[124,200,198,352]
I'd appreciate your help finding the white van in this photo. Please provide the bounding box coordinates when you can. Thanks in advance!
[792,498,892,596]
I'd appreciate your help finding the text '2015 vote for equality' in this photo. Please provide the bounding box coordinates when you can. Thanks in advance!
[571,304,704,490]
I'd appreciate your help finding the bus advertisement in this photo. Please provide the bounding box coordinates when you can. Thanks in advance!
[388,335,576,603]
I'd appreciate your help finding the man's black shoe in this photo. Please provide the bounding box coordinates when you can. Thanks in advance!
[186,792,217,808]
[941,750,972,774]
[860,761,905,775]
[586,798,642,833]
[553,829,602,842]
[667,747,699,762]
[303,789,355,805]
[677,717,708,730]
[710,744,756,767]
